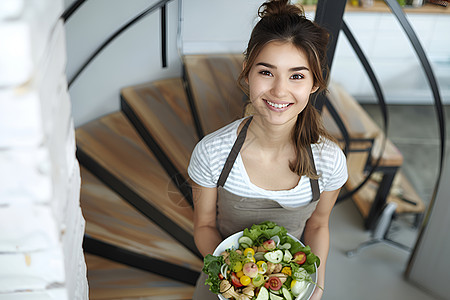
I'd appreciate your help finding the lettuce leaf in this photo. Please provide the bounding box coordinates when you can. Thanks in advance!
[243,221,288,245]
[202,254,224,294]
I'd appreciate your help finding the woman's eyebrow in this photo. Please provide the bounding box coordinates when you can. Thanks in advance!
[256,62,309,72]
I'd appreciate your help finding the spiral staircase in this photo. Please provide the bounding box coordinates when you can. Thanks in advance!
[76,53,427,299]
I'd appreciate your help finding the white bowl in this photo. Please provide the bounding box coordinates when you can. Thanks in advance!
[213,231,317,300]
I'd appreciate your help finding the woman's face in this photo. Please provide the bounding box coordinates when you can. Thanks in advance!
[247,41,318,127]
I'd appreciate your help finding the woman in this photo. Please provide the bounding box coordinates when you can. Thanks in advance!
[188,0,348,299]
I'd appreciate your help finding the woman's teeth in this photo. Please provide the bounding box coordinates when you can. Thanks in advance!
[266,100,289,109]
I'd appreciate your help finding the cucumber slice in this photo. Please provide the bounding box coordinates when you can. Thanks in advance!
[279,242,291,250]
[255,286,269,300]
[283,249,293,262]
[240,243,250,249]
[282,287,293,300]
[238,236,253,247]
[264,250,283,263]
[269,292,284,300]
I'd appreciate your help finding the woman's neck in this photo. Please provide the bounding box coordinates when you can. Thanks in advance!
[246,115,295,151]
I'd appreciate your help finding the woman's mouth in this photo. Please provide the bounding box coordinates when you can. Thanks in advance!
[264,99,291,111]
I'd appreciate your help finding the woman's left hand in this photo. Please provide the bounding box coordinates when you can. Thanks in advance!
[309,287,323,300]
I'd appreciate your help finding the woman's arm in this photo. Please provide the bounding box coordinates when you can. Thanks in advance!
[192,182,222,257]
[303,188,341,299]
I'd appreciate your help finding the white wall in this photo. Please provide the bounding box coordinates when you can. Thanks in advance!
[65,0,183,127]
[331,11,450,104]
[66,1,450,126]
[0,0,87,298]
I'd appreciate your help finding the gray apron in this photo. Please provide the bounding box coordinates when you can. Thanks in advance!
[193,117,320,299]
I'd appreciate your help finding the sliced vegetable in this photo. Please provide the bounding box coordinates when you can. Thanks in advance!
[264,250,283,263]
[256,261,268,274]
[252,274,265,287]
[240,275,251,286]
[282,286,293,300]
[279,242,291,250]
[267,276,282,291]
[220,263,228,279]
[238,236,253,247]
[269,292,284,300]
[255,286,269,300]
[293,251,306,265]
[270,235,280,247]
[230,272,243,288]
[283,249,293,262]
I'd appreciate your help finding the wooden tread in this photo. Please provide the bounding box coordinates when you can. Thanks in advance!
[86,254,195,300]
[120,78,198,179]
[183,54,246,135]
[346,151,425,217]
[80,166,202,272]
[323,82,403,167]
[76,112,196,253]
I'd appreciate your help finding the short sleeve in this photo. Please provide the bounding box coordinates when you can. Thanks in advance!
[324,146,348,191]
[188,139,216,188]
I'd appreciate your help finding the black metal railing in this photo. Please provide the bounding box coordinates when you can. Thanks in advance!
[63,0,172,88]
[315,0,445,217]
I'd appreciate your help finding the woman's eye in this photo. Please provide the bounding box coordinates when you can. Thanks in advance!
[290,74,304,80]
[259,70,272,76]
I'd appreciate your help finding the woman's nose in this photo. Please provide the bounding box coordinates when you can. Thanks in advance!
[271,78,288,98]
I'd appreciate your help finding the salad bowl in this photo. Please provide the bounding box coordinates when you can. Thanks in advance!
[213,230,317,300]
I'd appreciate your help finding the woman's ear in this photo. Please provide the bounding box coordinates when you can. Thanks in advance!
[311,86,319,94]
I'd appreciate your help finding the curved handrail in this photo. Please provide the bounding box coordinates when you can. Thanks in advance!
[61,0,87,22]
[381,0,446,273]
[384,0,446,204]
[334,21,389,202]
[67,0,173,88]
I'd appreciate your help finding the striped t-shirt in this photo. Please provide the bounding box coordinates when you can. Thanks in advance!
[188,118,348,208]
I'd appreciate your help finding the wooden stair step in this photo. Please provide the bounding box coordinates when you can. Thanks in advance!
[346,152,425,217]
[86,254,195,300]
[120,78,198,185]
[80,166,202,272]
[76,112,198,256]
[183,54,246,135]
[323,82,403,167]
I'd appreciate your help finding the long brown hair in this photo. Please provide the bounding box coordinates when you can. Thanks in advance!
[239,0,334,179]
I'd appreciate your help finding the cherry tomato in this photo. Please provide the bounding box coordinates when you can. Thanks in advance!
[231,272,243,288]
[293,251,307,265]
[240,275,251,286]
[268,276,282,291]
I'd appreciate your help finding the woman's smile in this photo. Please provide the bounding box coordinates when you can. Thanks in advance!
[264,99,292,111]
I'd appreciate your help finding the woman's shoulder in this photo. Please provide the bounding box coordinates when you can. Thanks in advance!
[312,136,343,155]
[197,118,245,147]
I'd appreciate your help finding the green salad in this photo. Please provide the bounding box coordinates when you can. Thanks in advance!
[202,221,320,300]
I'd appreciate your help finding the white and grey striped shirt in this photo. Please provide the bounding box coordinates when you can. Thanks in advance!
[188,118,348,207]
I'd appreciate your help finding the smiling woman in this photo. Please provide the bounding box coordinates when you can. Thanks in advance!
[188,1,348,299]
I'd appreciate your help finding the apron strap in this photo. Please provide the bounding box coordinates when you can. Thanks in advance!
[306,146,320,202]
[217,116,320,202]
[217,117,253,187]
